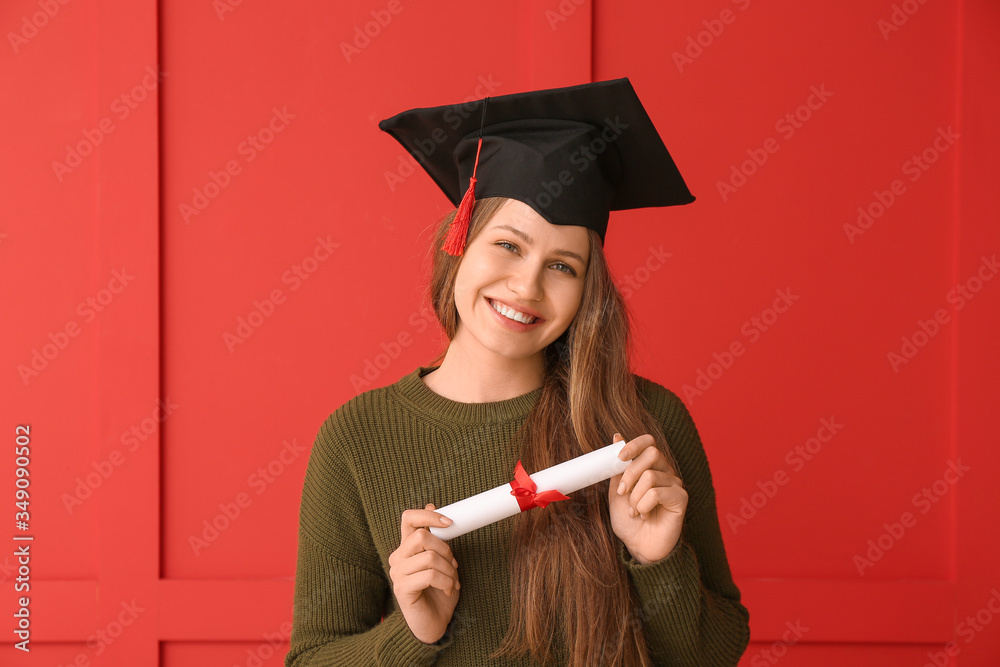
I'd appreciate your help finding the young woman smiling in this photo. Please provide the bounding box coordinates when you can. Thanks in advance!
[286,79,750,667]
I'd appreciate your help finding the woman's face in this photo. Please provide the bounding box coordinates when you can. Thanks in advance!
[452,198,591,363]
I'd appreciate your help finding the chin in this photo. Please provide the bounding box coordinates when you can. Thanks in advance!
[482,337,548,361]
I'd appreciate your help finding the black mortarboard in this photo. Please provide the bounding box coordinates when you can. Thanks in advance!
[378,77,694,255]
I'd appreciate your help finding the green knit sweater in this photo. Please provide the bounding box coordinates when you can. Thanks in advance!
[286,366,750,666]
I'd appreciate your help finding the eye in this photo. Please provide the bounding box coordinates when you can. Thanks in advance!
[553,263,577,276]
[495,240,578,277]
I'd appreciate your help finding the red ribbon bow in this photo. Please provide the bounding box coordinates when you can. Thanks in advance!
[508,460,570,511]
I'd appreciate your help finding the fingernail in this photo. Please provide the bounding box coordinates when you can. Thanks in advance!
[452,558,458,567]
[456,581,461,590]
[617,482,625,495]
[440,516,452,525]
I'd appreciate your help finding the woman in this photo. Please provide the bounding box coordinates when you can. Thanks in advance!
[286,79,750,666]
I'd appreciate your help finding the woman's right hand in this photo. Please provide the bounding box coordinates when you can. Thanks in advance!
[388,503,461,645]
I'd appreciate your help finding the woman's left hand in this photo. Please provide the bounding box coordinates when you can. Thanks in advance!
[608,432,687,564]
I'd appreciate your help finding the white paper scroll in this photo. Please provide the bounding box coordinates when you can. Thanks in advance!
[428,440,629,541]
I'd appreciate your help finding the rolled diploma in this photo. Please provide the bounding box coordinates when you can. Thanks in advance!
[428,440,629,541]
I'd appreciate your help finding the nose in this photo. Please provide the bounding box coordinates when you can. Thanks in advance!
[507,260,545,302]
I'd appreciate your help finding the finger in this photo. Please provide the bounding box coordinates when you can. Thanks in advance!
[392,547,460,583]
[402,568,460,598]
[613,432,643,495]
[634,485,688,519]
[397,523,458,564]
[400,504,453,542]
[610,433,625,491]
[616,446,670,496]
[628,469,675,513]
[617,433,656,462]
[609,470,623,492]
[394,566,460,601]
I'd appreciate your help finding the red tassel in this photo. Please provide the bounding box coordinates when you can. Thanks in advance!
[441,136,483,256]
[442,177,476,256]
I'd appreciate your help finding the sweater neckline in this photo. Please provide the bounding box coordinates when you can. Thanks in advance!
[394,366,543,425]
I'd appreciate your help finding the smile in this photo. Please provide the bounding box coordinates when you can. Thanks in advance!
[488,298,538,324]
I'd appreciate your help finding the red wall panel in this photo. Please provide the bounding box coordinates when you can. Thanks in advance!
[2,0,998,665]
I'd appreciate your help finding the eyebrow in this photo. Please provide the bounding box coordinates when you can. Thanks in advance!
[490,224,587,265]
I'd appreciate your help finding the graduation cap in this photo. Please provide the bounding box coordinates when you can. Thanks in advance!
[378,77,694,256]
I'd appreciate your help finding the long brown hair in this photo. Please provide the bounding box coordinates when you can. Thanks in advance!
[424,197,683,666]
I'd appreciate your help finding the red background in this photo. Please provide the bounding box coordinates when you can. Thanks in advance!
[2,0,999,664]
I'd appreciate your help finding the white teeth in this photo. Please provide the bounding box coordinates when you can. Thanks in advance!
[490,299,536,324]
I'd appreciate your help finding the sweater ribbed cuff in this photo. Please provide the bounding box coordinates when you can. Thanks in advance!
[616,533,686,568]
[617,535,700,617]
[376,609,455,665]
